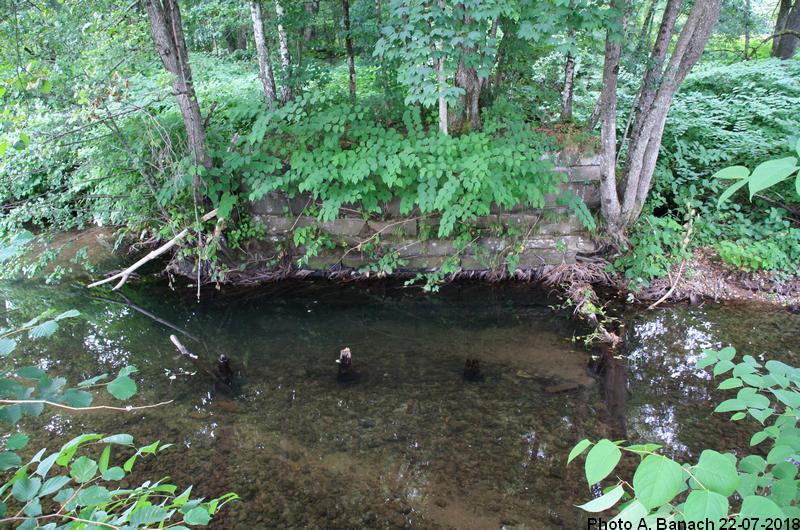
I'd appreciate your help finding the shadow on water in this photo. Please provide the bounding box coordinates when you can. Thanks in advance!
[1,279,798,529]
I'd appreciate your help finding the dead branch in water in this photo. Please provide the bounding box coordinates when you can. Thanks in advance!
[169,334,233,393]
[87,209,218,290]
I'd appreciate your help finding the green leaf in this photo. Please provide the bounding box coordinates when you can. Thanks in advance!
[130,505,169,527]
[69,456,98,483]
[61,389,92,408]
[101,466,125,481]
[771,477,796,506]
[184,506,211,525]
[28,320,58,339]
[584,439,621,485]
[751,430,770,446]
[683,490,729,523]
[713,360,736,376]
[75,485,111,506]
[77,373,108,387]
[0,451,21,470]
[696,350,718,369]
[54,309,80,321]
[767,445,796,465]
[740,496,785,519]
[567,439,592,464]
[737,388,770,409]
[633,455,686,509]
[101,434,133,445]
[748,157,799,199]
[39,475,70,497]
[717,178,748,206]
[713,165,749,180]
[692,450,739,496]
[107,375,137,400]
[6,433,29,450]
[12,477,41,502]
[718,378,742,390]
[0,338,17,357]
[99,445,110,473]
[739,455,766,474]
[748,407,773,424]
[610,499,649,523]
[575,485,625,513]
[715,399,745,413]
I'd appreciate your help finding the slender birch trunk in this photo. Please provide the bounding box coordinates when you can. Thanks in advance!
[250,1,278,106]
[274,0,293,103]
[341,0,356,103]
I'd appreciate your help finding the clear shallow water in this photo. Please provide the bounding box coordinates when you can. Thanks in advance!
[1,280,798,529]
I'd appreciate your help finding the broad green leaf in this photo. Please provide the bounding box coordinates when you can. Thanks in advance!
[718,378,742,390]
[101,466,125,481]
[77,373,108,387]
[75,485,111,506]
[610,499,648,523]
[767,445,796,465]
[739,455,766,474]
[6,433,29,450]
[130,505,169,526]
[696,351,718,369]
[28,320,58,339]
[713,360,735,376]
[567,439,592,464]
[717,178,748,206]
[584,439,621,485]
[712,165,749,180]
[748,157,799,199]
[54,310,80,321]
[748,407,773,424]
[0,451,21,471]
[715,399,745,413]
[11,477,41,502]
[737,388,770,409]
[61,389,92,408]
[692,450,739,496]
[633,454,686,509]
[772,389,800,408]
[107,375,137,400]
[101,434,134,445]
[0,338,17,357]
[39,475,70,497]
[184,506,211,525]
[771,478,796,506]
[69,456,98,483]
[750,430,770,446]
[575,485,624,512]
[740,496,785,519]
[683,490,728,523]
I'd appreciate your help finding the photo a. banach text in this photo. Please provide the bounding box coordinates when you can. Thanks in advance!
[588,516,800,530]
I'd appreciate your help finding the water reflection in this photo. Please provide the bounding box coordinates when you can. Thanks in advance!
[1,280,798,528]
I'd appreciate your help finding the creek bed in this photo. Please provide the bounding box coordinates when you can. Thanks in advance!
[1,281,797,529]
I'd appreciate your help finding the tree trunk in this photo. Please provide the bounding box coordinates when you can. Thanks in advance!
[634,0,658,58]
[341,0,356,103]
[560,52,575,122]
[143,0,212,193]
[274,0,293,103]
[251,2,278,107]
[744,0,751,59]
[774,1,800,59]
[436,0,448,134]
[597,0,626,242]
[304,0,320,42]
[773,0,792,56]
[597,0,722,240]
[620,0,723,225]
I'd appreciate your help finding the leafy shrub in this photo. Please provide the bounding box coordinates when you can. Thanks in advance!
[0,308,237,528]
[570,347,800,523]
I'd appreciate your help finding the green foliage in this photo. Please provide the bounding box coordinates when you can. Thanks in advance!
[570,347,800,523]
[0,311,236,528]
[715,141,800,206]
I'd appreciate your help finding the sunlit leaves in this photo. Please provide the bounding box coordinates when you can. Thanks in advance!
[184,506,212,525]
[584,439,621,485]
[69,456,98,483]
[567,439,591,464]
[575,485,625,512]
[632,455,685,509]
[684,490,729,523]
[691,450,739,496]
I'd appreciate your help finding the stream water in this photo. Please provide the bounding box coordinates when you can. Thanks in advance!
[1,280,798,529]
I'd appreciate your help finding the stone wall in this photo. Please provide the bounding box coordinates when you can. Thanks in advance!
[246,154,601,274]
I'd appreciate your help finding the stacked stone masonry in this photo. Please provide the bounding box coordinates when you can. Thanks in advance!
[247,154,601,272]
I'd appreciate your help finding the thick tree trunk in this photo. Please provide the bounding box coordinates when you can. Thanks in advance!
[304,0,320,42]
[143,0,212,190]
[251,1,278,107]
[274,0,293,103]
[560,53,576,122]
[774,1,800,59]
[341,0,356,103]
[773,0,793,56]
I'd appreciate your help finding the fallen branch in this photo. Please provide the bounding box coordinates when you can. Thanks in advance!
[87,209,218,290]
[169,334,233,393]
[648,206,695,310]
[0,399,173,412]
